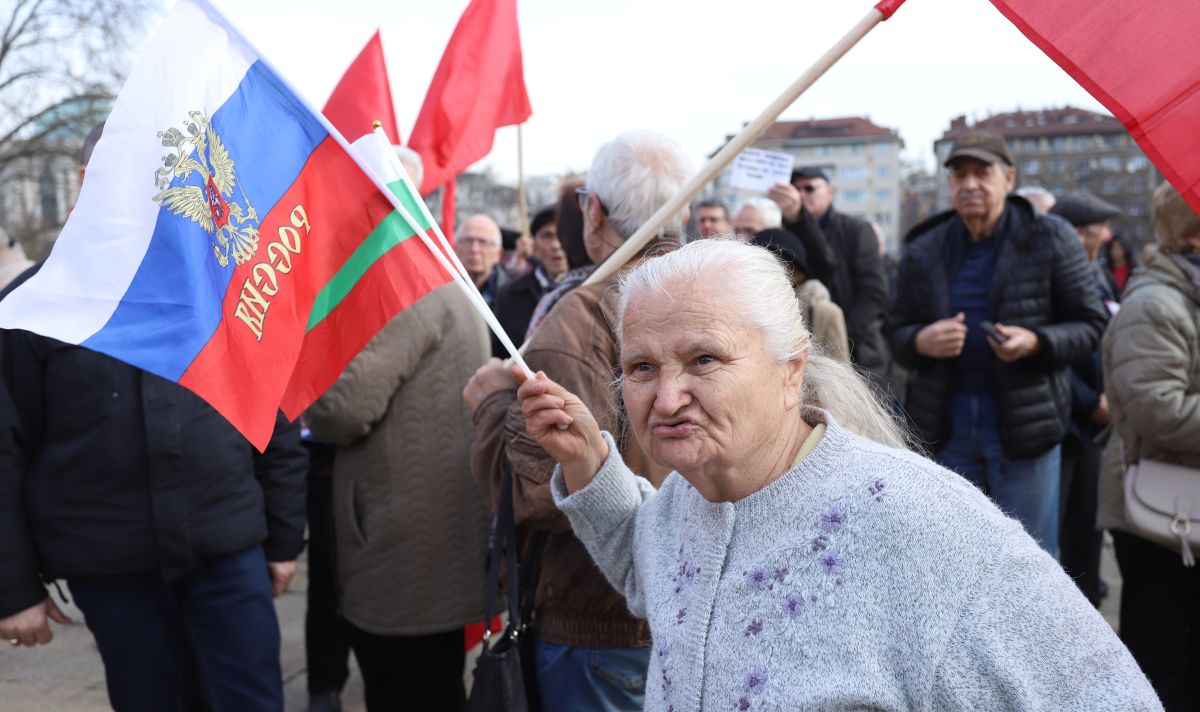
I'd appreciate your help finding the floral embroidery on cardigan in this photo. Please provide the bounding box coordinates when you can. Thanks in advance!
[726,475,890,708]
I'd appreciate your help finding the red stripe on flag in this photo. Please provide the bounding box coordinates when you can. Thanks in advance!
[279,232,451,419]
[179,137,396,449]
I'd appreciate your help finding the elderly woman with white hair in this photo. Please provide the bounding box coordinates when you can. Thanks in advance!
[515,238,1159,711]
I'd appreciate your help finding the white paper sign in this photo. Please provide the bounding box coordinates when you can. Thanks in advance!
[729,147,795,192]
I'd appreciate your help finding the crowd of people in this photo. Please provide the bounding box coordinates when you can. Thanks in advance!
[0,119,1196,712]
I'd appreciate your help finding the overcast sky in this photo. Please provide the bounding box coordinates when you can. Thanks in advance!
[208,0,1107,183]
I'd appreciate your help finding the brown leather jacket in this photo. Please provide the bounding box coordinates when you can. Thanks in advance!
[472,272,668,648]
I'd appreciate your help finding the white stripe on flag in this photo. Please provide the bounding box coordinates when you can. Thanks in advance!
[0,0,255,344]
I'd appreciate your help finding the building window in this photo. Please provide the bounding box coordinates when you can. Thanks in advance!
[1073,158,1095,179]
[1126,155,1150,172]
[840,189,866,202]
[874,211,893,225]
[813,145,834,156]
[1049,159,1068,173]
[1127,201,1146,217]
[872,142,893,155]
[838,165,868,180]
[844,144,865,155]
[1101,177,1121,194]
[1072,135,1096,151]
[1050,136,1069,151]
[1099,156,1122,172]
[873,189,892,202]
[1022,159,1040,175]
[1019,138,1040,153]
[876,165,892,179]
[1103,134,1125,149]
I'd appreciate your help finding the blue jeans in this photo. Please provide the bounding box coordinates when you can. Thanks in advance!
[69,546,284,712]
[938,392,1061,554]
[535,641,649,711]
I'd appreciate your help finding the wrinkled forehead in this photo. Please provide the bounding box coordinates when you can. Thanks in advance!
[619,280,747,351]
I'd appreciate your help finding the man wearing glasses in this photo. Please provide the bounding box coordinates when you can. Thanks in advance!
[454,214,509,308]
[769,166,894,394]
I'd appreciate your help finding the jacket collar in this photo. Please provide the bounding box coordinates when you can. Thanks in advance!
[1132,246,1200,305]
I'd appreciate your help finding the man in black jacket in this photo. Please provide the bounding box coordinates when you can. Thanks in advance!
[490,205,567,357]
[885,131,1107,554]
[0,268,307,711]
[770,167,894,393]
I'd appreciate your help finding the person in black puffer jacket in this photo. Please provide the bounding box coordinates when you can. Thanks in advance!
[0,261,307,712]
[885,130,1106,555]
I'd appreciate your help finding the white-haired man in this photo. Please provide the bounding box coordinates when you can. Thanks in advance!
[465,131,694,711]
[455,214,508,307]
[732,197,783,240]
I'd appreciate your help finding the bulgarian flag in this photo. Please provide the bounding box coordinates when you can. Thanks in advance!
[0,0,455,449]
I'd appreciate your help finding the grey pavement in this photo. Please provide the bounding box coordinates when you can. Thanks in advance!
[1,542,1123,711]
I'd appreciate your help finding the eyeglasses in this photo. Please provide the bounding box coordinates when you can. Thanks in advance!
[575,187,609,216]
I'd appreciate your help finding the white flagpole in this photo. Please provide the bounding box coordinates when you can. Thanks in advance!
[198,0,534,378]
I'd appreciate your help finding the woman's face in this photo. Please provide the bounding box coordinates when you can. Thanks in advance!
[1109,239,1127,265]
[619,280,805,486]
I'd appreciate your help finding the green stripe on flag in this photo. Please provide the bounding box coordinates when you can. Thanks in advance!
[307,181,435,331]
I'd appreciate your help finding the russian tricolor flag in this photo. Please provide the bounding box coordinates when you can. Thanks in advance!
[0,0,453,449]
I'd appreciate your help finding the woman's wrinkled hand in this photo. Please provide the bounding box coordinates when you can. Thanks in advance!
[515,367,609,493]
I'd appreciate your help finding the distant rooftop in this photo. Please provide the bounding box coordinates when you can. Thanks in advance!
[939,106,1122,140]
[712,116,901,157]
[758,116,899,141]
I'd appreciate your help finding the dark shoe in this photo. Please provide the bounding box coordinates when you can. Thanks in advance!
[309,691,342,712]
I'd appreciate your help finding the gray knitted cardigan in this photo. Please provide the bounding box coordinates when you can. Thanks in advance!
[552,414,1160,711]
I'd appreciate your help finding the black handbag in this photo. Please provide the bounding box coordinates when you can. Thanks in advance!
[467,465,544,712]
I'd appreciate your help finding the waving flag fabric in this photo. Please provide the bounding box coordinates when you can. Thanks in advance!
[323,30,402,145]
[0,0,450,449]
[408,0,532,234]
[989,0,1200,213]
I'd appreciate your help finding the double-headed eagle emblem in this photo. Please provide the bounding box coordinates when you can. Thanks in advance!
[153,111,260,267]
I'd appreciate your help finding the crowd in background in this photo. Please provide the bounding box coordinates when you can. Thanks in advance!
[0,122,1197,712]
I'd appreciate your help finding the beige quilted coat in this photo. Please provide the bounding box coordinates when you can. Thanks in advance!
[1099,247,1200,536]
[308,283,491,635]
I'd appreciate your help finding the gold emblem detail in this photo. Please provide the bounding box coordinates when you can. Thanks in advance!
[152,111,260,267]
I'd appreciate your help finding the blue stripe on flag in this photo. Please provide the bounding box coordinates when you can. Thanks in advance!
[83,60,327,379]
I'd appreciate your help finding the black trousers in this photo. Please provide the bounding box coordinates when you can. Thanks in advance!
[349,625,466,712]
[1112,531,1200,711]
[304,442,353,696]
[1058,435,1103,605]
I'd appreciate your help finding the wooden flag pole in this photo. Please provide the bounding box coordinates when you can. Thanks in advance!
[579,0,905,289]
[517,123,530,236]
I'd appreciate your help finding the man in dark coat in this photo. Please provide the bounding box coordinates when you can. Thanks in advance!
[0,266,307,711]
[490,205,568,357]
[769,166,894,393]
[1050,193,1122,605]
[885,130,1107,554]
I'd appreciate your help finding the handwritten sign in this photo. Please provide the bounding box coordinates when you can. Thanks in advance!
[729,148,795,192]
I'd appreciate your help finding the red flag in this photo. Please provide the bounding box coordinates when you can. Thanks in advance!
[408,0,532,197]
[324,30,401,144]
[990,0,1200,213]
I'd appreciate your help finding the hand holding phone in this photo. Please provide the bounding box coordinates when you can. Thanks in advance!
[979,320,1008,344]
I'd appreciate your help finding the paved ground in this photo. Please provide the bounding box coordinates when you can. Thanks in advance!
[1,543,1123,711]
